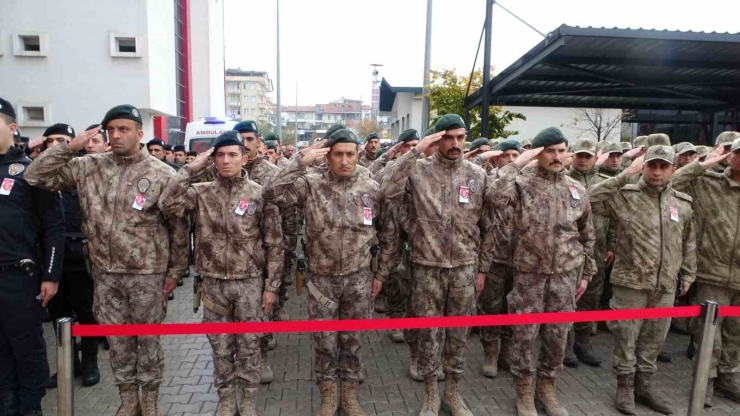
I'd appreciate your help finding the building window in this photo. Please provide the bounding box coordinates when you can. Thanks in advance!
[17,103,51,127]
[13,32,48,57]
[109,33,142,58]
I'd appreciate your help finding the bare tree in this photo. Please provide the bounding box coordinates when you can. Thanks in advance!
[567,108,634,142]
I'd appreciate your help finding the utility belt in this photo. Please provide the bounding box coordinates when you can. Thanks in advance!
[192,275,233,318]
[0,259,37,274]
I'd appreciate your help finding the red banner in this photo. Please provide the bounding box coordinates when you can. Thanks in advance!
[71,305,702,337]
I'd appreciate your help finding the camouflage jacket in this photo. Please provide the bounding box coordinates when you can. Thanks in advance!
[262,157,396,281]
[190,163,218,183]
[369,152,392,175]
[598,165,621,178]
[381,148,491,272]
[25,142,189,276]
[479,167,518,266]
[244,156,279,187]
[491,164,597,279]
[160,167,283,290]
[672,163,740,289]
[590,175,696,292]
[566,167,616,270]
[358,150,377,168]
[472,155,494,175]
[276,156,290,169]
[308,161,373,179]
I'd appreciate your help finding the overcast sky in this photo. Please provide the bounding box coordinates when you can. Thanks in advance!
[224,0,740,106]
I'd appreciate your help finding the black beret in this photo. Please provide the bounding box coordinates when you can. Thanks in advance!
[186,151,197,157]
[264,133,279,143]
[173,145,186,153]
[434,114,465,133]
[365,132,380,142]
[397,129,419,143]
[326,129,359,148]
[324,124,346,139]
[531,127,568,149]
[43,123,76,139]
[234,120,258,133]
[101,104,142,129]
[147,138,166,148]
[469,137,491,152]
[212,131,243,151]
[264,140,277,151]
[164,144,173,151]
[0,97,16,120]
[495,139,521,153]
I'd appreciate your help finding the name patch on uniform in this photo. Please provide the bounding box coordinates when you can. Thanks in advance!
[132,193,147,211]
[569,186,581,200]
[8,163,25,176]
[363,207,373,225]
[670,207,679,222]
[0,178,15,196]
[235,198,248,216]
[459,186,470,203]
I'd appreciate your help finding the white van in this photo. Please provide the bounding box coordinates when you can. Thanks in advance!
[184,118,238,153]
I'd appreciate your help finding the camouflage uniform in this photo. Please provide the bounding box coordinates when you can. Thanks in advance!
[672,162,740,379]
[490,163,596,379]
[589,173,696,375]
[565,166,615,339]
[263,156,395,381]
[25,142,189,386]
[159,165,283,390]
[357,150,377,168]
[381,148,491,378]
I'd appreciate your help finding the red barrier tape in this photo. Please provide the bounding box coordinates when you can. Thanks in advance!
[720,306,740,317]
[71,306,701,337]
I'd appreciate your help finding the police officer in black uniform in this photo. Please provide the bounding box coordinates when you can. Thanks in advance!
[0,97,65,416]
[38,124,101,389]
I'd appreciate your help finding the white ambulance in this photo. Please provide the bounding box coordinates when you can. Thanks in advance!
[184,118,237,153]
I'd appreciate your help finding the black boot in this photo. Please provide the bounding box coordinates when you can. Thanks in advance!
[687,335,696,359]
[563,330,579,368]
[81,355,100,387]
[0,392,20,416]
[657,350,672,363]
[573,330,602,367]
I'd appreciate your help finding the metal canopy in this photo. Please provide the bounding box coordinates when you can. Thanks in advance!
[464,25,740,111]
[379,78,423,112]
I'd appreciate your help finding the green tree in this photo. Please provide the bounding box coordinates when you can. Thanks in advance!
[257,122,273,136]
[355,118,379,140]
[427,68,525,139]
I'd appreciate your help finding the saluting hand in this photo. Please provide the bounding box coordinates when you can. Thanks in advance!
[624,146,646,160]
[595,150,609,167]
[562,152,575,168]
[300,139,326,155]
[28,137,45,151]
[700,146,731,170]
[514,147,544,169]
[68,125,102,152]
[301,147,330,166]
[463,148,482,159]
[478,150,503,161]
[623,155,645,178]
[188,148,214,172]
[414,131,446,155]
[384,142,403,160]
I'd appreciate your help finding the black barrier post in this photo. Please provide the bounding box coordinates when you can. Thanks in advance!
[57,317,75,416]
[688,301,719,416]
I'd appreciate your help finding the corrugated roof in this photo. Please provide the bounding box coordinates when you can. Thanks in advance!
[465,24,740,111]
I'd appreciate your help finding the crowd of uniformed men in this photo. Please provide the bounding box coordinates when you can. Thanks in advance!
[1,94,740,416]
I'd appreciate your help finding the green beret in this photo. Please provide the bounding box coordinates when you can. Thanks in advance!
[423,127,434,137]
[324,124,346,139]
[434,114,465,133]
[397,129,419,143]
[647,133,671,147]
[101,104,142,129]
[326,129,359,148]
[716,131,740,147]
[375,147,390,158]
[264,132,279,142]
[469,137,491,152]
[264,140,277,150]
[531,127,567,149]
[571,139,597,155]
[365,132,380,142]
[212,131,243,151]
[495,139,521,153]
[234,120,258,134]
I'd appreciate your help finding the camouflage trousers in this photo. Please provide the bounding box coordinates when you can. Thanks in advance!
[203,277,263,388]
[574,268,606,335]
[478,262,513,355]
[412,264,476,378]
[308,269,373,382]
[92,270,166,386]
[508,269,577,379]
[607,285,673,375]
[385,248,410,319]
[690,283,740,378]
[275,207,302,317]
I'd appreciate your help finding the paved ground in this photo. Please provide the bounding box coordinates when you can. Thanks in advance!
[41,277,737,416]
